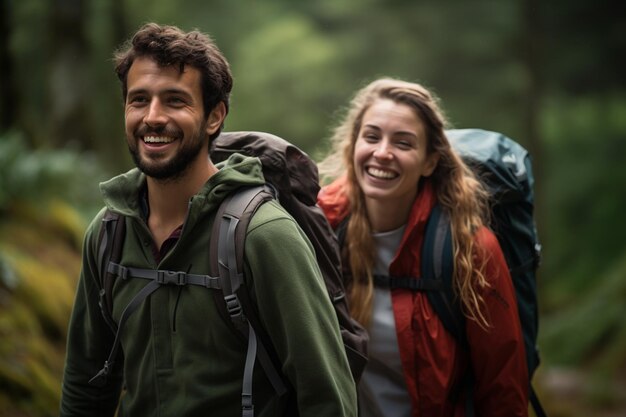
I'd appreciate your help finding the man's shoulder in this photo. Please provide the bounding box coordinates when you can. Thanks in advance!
[243,198,315,252]
[247,199,296,233]
[84,206,110,241]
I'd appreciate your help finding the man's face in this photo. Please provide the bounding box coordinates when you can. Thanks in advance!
[124,56,217,181]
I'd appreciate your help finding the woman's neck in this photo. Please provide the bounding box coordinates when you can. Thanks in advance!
[365,196,414,233]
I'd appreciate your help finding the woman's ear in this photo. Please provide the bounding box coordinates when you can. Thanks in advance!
[205,102,227,136]
[423,152,440,177]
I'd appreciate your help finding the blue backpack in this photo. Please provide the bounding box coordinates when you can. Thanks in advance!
[430,129,544,416]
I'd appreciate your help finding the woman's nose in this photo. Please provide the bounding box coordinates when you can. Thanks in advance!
[373,142,393,160]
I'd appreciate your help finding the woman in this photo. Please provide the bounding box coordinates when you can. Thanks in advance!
[317,78,529,417]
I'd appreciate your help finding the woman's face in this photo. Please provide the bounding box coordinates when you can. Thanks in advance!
[353,98,439,214]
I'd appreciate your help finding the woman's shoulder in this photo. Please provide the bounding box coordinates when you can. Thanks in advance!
[473,225,501,251]
[472,225,511,285]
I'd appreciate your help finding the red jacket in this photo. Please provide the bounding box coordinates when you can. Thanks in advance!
[318,176,529,417]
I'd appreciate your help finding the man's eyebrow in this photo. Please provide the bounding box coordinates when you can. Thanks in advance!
[127,87,193,97]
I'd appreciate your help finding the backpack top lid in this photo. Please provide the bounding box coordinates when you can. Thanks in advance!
[446,129,534,206]
[210,131,320,206]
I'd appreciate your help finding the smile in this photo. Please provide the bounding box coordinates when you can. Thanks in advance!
[143,136,175,144]
[367,166,398,180]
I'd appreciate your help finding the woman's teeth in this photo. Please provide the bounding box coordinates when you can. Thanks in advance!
[367,167,397,179]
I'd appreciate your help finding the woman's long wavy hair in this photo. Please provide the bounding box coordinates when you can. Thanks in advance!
[319,78,491,328]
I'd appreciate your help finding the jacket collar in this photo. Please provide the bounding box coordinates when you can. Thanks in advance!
[99,153,266,219]
[391,179,436,276]
[318,175,437,275]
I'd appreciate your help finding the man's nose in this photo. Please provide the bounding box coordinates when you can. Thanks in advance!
[144,99,168,126]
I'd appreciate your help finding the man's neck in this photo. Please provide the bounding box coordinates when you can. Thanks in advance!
[145,158,218,248]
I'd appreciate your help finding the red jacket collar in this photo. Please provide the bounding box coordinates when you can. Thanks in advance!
[390,179,436,276]
[318,175,436,240]
[317,175,351,228]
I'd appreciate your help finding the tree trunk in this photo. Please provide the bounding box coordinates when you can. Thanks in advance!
[0,0,16,131]
[522,0,546,251]
[47,0,88,148]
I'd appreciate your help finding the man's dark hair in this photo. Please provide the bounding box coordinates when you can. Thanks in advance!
[114,23,233,137]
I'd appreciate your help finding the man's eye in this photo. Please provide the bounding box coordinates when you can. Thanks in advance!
[129,96,148,104]
[168,97,186,105]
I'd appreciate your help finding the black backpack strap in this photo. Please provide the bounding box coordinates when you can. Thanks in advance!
[96,210,126,333]
[421,204,476,416]
[372,274,443,291]
[210,184,288,417]
[421,204,467,348]
[530,386,548,417]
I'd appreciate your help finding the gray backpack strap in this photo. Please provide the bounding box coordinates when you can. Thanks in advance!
[210,185,288,417]
[106,263,221,288]
[89,262,222,387]
[89,278,161,386]
[92,211,223,387]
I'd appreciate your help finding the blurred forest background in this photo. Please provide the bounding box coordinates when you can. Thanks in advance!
[0,0,625,416]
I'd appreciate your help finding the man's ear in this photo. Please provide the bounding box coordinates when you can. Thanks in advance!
[423,152,440,177]
[205,102,227,136]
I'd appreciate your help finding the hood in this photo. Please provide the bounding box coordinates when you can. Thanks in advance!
[99,153,266,218]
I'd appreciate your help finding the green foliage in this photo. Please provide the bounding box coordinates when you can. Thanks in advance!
[540,250,626,407]
[0,204,83,417]
[0,130,95,415]
[227,14,344,149]
[540,96,626,308]
[0,130,109,220]
[0,131,106,416]
[2,1,625,415]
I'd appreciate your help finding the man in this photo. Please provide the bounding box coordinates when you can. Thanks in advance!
[60,23,357,417]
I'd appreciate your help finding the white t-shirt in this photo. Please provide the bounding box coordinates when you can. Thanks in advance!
[359,225,412,417]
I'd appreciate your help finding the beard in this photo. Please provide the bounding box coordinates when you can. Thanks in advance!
[128,122,208,181]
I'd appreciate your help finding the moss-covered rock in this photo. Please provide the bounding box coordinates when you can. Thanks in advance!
[0,199,83,417]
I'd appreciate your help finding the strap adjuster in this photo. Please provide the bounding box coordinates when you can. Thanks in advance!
[224,294,243,317]
[119,265,129,280]
[204,276,219,289]
[242,393,253,408]
[108,263,129,280]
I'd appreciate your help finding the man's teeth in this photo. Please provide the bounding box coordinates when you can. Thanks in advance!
[144,136,174,144]
[367,167,396,179]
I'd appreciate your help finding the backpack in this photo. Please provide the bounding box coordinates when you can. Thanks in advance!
[90,131,368,417]
[435,129,545,416]
[340,129,545,416]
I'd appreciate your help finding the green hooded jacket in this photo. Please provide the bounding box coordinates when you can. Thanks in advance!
[60,154,357,417]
